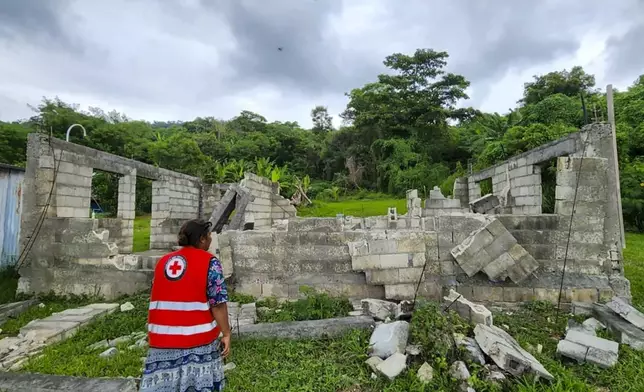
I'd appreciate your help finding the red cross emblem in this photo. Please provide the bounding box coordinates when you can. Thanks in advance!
[164,255,187,280]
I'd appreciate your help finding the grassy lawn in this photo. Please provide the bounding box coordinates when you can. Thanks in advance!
[132,215,151,253]
[298,198,408,217]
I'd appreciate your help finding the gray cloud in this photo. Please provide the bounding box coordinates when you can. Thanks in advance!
[0,0,643,126]
[0,0,77,48]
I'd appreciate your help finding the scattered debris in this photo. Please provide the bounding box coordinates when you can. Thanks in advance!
[365,356,382,373]
[368,321,410,359]
[486,370,506,383]
[395,300,413,320]
[582,318,606,333]
[454,333,486,365]
[450,360,470,381]
[99,347,118,358]
[361,299,397,321]
[38,303,46,309]
[557,329,619,368]
[376,352,407,380]
[405,344,421,356]
[417,362,434,383]
[474,324,553,380]
[593,304,644,350]
[444,289,493,326]
[606,297,644,330]
[566,319,597,336]
[223,362,236,372]
[120,302,135,312]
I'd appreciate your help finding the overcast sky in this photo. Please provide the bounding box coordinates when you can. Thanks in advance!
[1,0,643,128]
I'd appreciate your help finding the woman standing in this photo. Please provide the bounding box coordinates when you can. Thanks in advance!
[140,219,231,392]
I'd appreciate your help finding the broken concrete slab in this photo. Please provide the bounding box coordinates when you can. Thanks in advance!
[582,318,606,332]
[474,324,553,380]
[0,372,138,392]
[0,299,38,325]
[369,321,410,359]
[365,356,383,373]
[593,304,644,350]
[237,316,374,339]
[417,362,434,383]
[450,218,539,283]
[361,299,397,321]
[470,194,500,214]
[449,360,470,381]
[572,301,594,316]
[209,185,239,234]
[376,352,407,380]
[454,333,486,365]
[606,297,644,330]
[557,329,619,368]
[566,319,597,337]
[444,289,493,326]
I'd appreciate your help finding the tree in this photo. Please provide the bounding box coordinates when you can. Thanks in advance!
[310,106,333,133]
[520,66,596,105]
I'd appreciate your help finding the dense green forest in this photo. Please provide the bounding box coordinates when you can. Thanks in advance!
[1,49,643,230]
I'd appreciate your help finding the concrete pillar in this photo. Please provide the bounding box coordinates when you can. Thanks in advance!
[117,170,136,253]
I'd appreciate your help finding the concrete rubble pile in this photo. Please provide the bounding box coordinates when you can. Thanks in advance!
[450,218,539,283]
[363,292,553,387]
[557,296,644,367]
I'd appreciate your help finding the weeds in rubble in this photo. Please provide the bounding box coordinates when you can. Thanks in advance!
[229,291,256,305]
[257,287,353,323]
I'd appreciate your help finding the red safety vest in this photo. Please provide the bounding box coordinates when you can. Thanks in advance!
[148,246,221,349]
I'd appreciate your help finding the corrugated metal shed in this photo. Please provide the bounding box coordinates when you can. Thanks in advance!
[0,163,25,269]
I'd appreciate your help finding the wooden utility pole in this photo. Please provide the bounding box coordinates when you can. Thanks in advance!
[606,84,626,249]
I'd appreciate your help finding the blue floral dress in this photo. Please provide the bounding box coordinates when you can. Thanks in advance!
[140,256,229,392]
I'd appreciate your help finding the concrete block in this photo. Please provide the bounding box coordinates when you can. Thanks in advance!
[238,316,375,339]
[376,352,408,380]
[593,304,644,350]
[482,252,515,280]
[470,194,500,214]
[606,297,644,330]
[485,231,518,260]
[444,289,493,326]
[474,324,553,380]
[558,329,619,368]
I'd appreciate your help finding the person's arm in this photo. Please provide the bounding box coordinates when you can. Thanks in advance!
[206,256,231,358]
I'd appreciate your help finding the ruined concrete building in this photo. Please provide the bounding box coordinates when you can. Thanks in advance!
[17,123,630,306]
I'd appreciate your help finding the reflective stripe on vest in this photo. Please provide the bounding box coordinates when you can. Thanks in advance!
[148,321,219,336]
[149,301,210,312]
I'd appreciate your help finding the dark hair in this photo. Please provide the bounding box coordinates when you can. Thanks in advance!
[177,219,212,247]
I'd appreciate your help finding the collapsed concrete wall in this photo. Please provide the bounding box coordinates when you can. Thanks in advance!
[223,124,630,305]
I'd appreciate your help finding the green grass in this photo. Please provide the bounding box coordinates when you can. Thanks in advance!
[624,232,644,309]
[132,215,151,253]
[298,198,408,217]
[256,288,353,323]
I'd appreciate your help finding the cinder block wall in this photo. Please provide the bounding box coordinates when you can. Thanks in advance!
[18,134,209,299]
[240,173,296,229]
[221,228,384,299]
[150,176,201,250]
